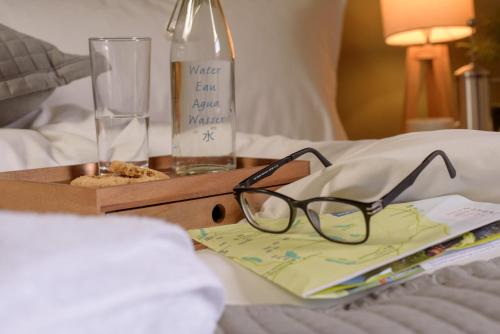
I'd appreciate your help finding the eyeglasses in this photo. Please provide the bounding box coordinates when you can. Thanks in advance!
[233,148,456,244]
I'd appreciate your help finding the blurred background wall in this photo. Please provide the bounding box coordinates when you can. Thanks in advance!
[337,0,500,140]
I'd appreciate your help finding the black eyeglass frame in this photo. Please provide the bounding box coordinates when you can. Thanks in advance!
[233,147,456,244]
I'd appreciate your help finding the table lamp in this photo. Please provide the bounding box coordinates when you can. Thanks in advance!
[380,0,475,132]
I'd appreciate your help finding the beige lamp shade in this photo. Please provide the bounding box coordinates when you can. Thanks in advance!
[380,0,475,46]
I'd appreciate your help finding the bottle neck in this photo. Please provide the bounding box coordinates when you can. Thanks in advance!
[168,0,223,33]
[169,0,234,61]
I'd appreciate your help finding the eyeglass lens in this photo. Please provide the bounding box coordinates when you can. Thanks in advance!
[239,192,291,232]
[306,200,367,243]
[241,191,368,243]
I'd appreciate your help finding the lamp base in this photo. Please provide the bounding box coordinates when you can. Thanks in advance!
[403,44,456,132]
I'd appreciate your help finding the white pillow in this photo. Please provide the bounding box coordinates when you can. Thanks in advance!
[226,0,347,140]
[0,0,347,141]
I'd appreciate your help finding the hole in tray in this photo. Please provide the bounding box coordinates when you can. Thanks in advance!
[212,204,226,223]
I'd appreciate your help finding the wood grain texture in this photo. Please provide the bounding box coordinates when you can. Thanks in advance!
[110,193,243,230]
[96,161,308,212]
[0,157,310,226]
[0,164,98,183]
[0,179,99,215]
[403,44,456,131]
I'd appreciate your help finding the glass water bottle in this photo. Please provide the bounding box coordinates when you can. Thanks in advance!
[167,0,236,175]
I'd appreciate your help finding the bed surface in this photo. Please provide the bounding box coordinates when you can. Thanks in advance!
[1,107,500,332]
[216,258,500,333]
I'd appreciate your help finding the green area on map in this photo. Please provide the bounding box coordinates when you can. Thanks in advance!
[189,202,450,298]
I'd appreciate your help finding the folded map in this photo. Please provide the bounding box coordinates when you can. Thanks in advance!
[189,195,500,298]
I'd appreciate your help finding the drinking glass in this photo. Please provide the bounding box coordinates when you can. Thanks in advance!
[89,37,151,174]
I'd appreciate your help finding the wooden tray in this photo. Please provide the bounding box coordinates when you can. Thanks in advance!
[0,156,310,231]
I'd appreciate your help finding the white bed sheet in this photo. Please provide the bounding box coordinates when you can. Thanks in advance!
[0,104,354,173]
[1,106,500,307]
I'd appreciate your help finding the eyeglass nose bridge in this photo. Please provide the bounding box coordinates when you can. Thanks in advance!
[286,200,299,231]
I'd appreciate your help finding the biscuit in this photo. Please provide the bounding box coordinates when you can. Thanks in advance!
[70,162,169,188]
[109,161,168,179]
[70,175,131,188]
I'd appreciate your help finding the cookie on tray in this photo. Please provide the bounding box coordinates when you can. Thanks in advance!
[70,161,169,188]
[70,175,131,188]
[109,161,167,179]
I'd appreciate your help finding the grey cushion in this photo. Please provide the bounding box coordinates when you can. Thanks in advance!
[0,23,90,127]
[218,258,500,334]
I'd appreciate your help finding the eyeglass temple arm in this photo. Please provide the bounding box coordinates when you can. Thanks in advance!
[237,147,332,187]
[379,150,456,208]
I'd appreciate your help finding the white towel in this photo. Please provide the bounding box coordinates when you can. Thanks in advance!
[0,211,224,334]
